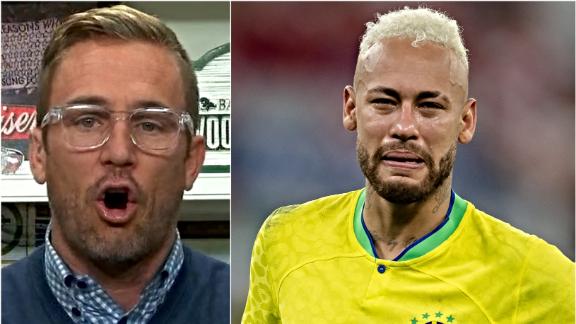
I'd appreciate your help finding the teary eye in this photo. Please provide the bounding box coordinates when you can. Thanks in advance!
[420,102,445,109]
[371,98,396,105]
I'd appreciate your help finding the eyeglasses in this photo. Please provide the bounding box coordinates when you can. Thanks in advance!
[40,104,194,153]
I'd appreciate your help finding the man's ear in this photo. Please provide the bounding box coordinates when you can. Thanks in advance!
[184,135,206,191]
[458,98,477,144]
[29,128,47,184]
[343,85,357,131]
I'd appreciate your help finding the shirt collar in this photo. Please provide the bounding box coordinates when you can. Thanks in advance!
[44,223,184,323]
[353,189,468,261]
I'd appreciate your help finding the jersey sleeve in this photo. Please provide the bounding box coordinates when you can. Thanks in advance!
[242,217,281,324]
[514,237,575,323]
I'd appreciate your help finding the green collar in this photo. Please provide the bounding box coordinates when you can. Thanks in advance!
[353,189,467,261]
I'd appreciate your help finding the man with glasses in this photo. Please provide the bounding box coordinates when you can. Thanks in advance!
[2,5,229,324]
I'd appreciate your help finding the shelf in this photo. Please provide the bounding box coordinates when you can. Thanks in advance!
[1,151,230,202]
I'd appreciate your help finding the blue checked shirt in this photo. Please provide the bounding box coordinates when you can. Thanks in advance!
[44,225,184,324]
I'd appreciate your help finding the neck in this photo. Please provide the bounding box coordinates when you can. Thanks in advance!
[363,180,452,260]
[51,229,176,311]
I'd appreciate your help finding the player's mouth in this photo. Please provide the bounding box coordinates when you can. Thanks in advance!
[381,150,425,170]
[95,183,138,225]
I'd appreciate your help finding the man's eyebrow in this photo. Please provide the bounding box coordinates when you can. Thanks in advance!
[366,87,401,101]
[134,100,174,109]
[416,91,451,104]
[65,96,108,106]
[63,97,174,110]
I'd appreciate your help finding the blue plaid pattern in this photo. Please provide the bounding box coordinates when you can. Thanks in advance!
[44,225,184,324]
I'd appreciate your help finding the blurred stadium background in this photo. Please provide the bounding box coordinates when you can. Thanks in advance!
[231,2,574,322]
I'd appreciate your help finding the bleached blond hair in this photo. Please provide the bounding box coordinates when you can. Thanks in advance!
[359,7,468,71]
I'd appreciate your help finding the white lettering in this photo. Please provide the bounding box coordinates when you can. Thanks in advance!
[1,107,37,136]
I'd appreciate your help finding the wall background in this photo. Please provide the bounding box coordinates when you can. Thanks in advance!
[131,2,229,59]
[231,2,575,322]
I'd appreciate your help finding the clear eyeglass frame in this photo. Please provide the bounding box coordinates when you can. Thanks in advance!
[40,104,195,153]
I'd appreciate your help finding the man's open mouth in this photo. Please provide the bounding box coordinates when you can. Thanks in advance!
[104,188,129,209]
[96,184,138,224]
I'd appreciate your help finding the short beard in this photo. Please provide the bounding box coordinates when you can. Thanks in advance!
[358,141,456,204]
[48,175,181,272]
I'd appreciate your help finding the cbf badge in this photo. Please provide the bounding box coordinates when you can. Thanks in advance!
[410,311,456,323]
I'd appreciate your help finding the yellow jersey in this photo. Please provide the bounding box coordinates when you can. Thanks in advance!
[242,189,574,323]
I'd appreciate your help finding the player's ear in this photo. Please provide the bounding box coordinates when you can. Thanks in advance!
[458,98,477,144]
[343,85,357,131]
[184,134,205,190]
[29,127,47,184]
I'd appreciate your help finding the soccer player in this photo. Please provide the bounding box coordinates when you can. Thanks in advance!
[242,7,574,323]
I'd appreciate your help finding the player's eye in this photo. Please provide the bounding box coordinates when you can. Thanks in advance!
[419,102,445,109]
[371,98,396,105]
[370,98,398,112]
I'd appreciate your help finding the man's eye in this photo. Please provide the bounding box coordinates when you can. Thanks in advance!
[370,98,398,111]
[371,98,396,105]
[420,102,444,109]
[137,121,162,133]
[75,116,101,129]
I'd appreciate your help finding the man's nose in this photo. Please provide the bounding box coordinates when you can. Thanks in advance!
[389,104,419,142]
[99,119,136,167]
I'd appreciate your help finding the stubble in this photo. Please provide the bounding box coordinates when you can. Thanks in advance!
[358,141,456,204]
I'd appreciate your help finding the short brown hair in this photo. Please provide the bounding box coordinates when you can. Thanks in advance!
[38,4,199,131]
